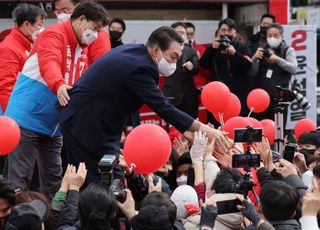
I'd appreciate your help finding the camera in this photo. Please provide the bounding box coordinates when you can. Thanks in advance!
[234,128,263,143]
[45,3,52,11]
[219,36,231,50]
[275,79,311,110]
[98,155,127,203]
[110,179,127,203]
[263,48,272,59]
[216,199,242,215]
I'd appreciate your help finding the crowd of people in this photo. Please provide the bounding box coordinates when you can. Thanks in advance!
[0,0,318,229]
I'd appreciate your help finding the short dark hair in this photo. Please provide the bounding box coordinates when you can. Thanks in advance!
[185,22,195,31]
[146,26,184,51]
[52,0,80,10]
[109,18,126,32]
[71,2,109,27]
[260,181,299,221]
[171,22,187,30]
[141,192,177,226]
[260,13,276,23]
[267,23,283,35]
[218,18,236,30]
[211,168,243,193]
[0,179,15,207]
[12,3,47,27]
[79,183,117,230]
[298,131,320,147]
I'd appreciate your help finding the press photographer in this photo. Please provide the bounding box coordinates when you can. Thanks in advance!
[200,18,252,121]
[250,23,298,121]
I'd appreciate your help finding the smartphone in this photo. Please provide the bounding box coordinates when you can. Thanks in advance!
[283,144,297,163]
[232,154,261,168]
[234,128,263,143]
[272,151,281,163]
[216,199,242,215]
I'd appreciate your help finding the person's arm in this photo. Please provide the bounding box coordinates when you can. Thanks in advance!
[55,163,87,230]
[300,178,320,230]
[183,48,199,75]
[276,159,307,197]
[127,67,230,152]
[275,47,297,75]
[0,48,22,111]
[230,43,252,73]
[37,30,65,94]
[204,139,221,191]
[190,131,208,202]
[199,46,217,69]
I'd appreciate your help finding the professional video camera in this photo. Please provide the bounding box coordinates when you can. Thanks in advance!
[219,35,231,50]
[275,79,311,110]
[98,154,127,203]
[232,126,261,200]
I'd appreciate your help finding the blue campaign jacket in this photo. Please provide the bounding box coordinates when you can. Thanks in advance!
[59,44,194,155]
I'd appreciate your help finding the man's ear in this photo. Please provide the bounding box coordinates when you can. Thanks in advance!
[151,44,160,57]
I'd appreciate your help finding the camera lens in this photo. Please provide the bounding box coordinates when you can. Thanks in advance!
[295,93,311,110]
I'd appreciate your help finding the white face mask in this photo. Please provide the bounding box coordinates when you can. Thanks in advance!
[157,50,176,77]
[267,37,282,48]
[57,13,72,23]
[31,27,44,42]
[81,29,98,45]
[176,175,188,186]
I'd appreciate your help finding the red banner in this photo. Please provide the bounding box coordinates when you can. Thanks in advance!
[269,0,289,24]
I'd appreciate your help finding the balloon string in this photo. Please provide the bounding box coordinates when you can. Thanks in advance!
[219,113,224,128]
[247,108,254,117]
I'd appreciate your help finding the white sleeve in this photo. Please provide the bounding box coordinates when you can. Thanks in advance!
[300,216,319,230]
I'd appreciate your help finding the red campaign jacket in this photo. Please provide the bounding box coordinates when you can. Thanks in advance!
[0,27,32,112]
[32,19,89,94]
[87,29,111,65]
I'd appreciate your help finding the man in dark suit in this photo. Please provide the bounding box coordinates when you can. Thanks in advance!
[162,22,199,118]
[58,26,228,183]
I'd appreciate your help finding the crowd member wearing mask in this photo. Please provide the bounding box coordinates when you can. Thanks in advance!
[53,0,111,65]
[108,18,126,48]
[4,2,109,199]
[0,4,46,113]
[200,18,252,121]
[250,23,297,121]
[162,22,199,118]
[58,26,230,184]
[0,179,15,230]
[248,14,276,56]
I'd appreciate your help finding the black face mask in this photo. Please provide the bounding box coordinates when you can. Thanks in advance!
[260,26,267,35]
[109,30,123,42]
[298,148,315,162]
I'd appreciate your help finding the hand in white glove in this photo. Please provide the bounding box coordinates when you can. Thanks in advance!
[190,131,208,164]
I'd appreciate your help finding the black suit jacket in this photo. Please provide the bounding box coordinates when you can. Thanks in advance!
[58,44,194,156]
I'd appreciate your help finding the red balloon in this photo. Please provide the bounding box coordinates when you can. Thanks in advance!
[260,119,275,145]
[294,118,316,140]
[201,81,231,114]
[214,93,241,123]
[245,117,263,129]
[0,116,21,155]
[124,124,171,174]
[247,89,270,113]
[223,116,252,140]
